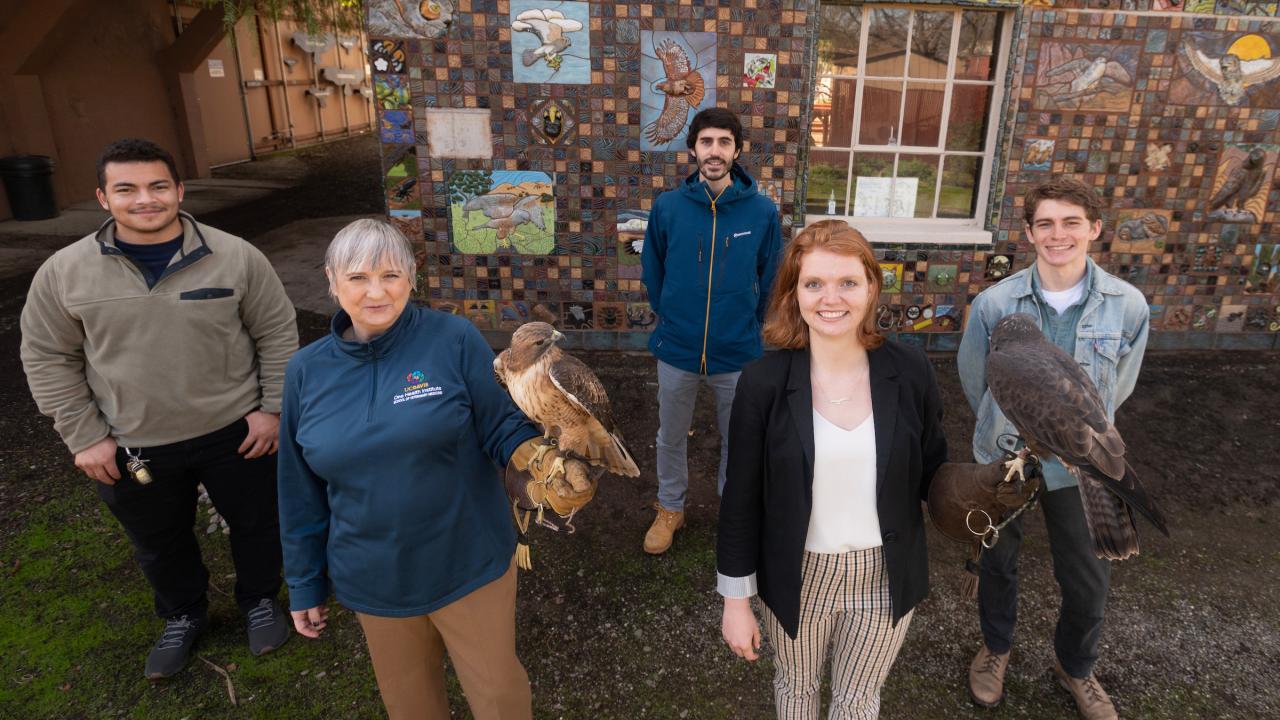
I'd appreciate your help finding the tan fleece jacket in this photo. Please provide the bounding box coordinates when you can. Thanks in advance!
[20,212,298,453]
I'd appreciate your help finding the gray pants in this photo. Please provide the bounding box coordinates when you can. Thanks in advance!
[655,359,740,512]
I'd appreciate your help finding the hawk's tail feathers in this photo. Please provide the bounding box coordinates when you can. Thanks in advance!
[1093,460,1170,536]
[1076,466,1140,561]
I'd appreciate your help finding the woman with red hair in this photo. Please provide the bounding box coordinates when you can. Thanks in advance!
[717,220,948,718]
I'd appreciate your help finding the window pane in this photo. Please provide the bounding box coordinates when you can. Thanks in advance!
[812,78,856,148]
[902,83,945,147]
[806,150,850,216]
[909,11,953,79]
[819,5,861,75]
[946,85,992,151]
[859,80,902,145]
[866,8,909,77]
[851,153,898,218]
[956,11,1000,81]
[898,155,939,219]
[938,155,981,218]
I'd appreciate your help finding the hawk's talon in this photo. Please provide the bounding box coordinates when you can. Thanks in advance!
[1002,448,1031,484]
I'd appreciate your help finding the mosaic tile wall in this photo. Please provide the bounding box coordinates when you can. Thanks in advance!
[366,0,1280,352]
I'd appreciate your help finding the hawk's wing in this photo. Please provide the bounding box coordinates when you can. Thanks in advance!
[1183,42,1225,83]
[1044,57,1093,82]
[463,193,519,219]
[547,354,641,476]
[656,38,691,77]
[1240,56,1280,85]
[645,95,692,144]
[1210,166,1246,209]
[548,353,618,433]
[987,342,1123,478]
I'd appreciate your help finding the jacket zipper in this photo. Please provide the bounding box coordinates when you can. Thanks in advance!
[700,185,728,374]
[366,349,379,422]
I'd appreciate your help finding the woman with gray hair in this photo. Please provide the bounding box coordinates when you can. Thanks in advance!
[276,219,563,719]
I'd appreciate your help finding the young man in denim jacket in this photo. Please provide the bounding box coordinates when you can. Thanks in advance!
[957,177,1149,720]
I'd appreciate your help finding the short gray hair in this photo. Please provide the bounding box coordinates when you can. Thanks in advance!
[325,218,417,294]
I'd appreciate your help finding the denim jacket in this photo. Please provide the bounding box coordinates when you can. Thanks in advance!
[957,259,1150,480]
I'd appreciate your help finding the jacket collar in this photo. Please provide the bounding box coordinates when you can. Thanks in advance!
[679,162,757,207]
[1012,258,1125,300]
[95,211,212,284]
[785,343,899,495]
[331,303,416,360]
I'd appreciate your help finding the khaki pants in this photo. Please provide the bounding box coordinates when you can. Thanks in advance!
[356,559,531,720]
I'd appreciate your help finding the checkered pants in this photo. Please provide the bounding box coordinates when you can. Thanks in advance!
[761,547,913,720]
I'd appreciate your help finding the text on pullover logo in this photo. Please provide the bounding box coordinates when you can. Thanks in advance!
[732,230,752,238]
[394,369,443,405]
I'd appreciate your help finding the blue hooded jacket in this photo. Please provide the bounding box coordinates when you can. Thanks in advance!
[641,163,782,375]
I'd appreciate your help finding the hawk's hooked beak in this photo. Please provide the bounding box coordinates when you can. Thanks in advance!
[551,329,565,343]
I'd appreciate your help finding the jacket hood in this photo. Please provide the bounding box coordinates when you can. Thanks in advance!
[679,162,759,207]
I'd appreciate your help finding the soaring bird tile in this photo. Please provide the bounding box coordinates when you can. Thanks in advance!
[509,1,591,84]
[640,31,717,152]
[1172,32,1280,107]
[447,170,555,255]
[1033,42,1137,113]
[1206,144,1277,224]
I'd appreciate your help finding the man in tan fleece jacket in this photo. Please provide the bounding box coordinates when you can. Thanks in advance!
[19,138,299,679]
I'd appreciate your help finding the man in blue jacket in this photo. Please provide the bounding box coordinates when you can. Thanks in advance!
[640,108,782,555]
[958,177,1149,720]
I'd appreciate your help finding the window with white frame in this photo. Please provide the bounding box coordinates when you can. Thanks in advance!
[807,4,1010,244]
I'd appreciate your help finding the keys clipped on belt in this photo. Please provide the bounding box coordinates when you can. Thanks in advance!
[124,447,153,485]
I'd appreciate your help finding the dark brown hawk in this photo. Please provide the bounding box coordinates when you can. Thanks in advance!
[987,313,1169,560]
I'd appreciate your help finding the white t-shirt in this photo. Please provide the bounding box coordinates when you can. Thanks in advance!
[804,409,882,553]
[1040,276,1086,315]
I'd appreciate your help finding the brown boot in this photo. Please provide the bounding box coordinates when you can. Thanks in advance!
[1054,660,1118,720]
[643,503,684,554]
[968,644,1010,708]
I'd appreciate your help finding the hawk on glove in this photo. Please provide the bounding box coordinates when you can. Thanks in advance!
[986,313,1169,560]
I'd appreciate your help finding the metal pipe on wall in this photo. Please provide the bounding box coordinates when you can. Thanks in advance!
[229,17,257,161]
[271,19,297,149]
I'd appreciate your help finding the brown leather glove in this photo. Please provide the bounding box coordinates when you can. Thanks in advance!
[506,438,597,517]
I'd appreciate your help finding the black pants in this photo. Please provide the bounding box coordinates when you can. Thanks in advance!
[96,418,283,619]
[978,486,1111,678]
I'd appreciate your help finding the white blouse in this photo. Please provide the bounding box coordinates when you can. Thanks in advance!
[804,409,881,553]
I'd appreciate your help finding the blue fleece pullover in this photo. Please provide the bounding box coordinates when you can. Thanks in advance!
[277,305,540,616]
[641,163,782,375]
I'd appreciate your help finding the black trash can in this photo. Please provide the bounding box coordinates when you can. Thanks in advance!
[0,155,58,221]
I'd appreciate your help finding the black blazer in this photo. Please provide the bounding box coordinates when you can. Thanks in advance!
[716,341,947,639]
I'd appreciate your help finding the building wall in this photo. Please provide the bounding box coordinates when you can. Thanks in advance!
[366,0,1280,352]
[0,2,372,220]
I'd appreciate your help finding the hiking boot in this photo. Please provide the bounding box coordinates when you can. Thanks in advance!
[1054,659,1118,720]
[144,613,206,679]
[643,503,684,554]
[246,597,290,656]
[968,644,1010,708]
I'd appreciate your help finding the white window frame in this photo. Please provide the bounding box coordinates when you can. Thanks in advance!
[805,4,1013,245]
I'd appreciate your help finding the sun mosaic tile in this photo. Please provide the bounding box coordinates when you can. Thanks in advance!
[366,0,1280,350]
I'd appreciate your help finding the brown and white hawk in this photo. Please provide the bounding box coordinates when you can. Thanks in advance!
[495,321,640,483]
[987,313,1169,560]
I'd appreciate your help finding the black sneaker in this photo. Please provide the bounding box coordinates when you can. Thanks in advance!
[245,598,289,656]
[144,613,206,679]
